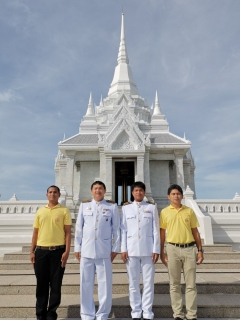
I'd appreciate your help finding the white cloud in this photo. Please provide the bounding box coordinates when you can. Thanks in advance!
[0,0,240,200]
[0,90,18,102]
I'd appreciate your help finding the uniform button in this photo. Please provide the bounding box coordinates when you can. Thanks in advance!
[138,212,140,214]
[95,237,97,240]
[139,228,141,230]
[96,219,98,222]
[138,220,140,222]
[97,211,99,214]
[139,236,141,239]
[95,228,97,230]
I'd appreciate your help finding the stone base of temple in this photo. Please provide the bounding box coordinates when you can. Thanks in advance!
[0,243,240,318]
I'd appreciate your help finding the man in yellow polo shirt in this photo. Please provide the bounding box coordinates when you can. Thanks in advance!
[30,185,72,320]
[160,184,204,320]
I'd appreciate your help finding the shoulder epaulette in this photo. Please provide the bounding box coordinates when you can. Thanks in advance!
[82,199,91,203]
[146,200,155,205]
[106,200,116,204]
[123,201,132,206]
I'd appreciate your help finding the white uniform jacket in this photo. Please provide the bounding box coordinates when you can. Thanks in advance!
[74,199,120,259]
[121,201,160,256]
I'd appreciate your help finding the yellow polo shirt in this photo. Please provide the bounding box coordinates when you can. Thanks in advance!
[160,205,199,244]
[33,204,72,246]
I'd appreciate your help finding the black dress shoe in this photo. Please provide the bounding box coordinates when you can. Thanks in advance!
[132,318,141,320]
[174,318,184,320]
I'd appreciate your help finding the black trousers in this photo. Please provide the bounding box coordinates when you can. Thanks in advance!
[34,248,65,320]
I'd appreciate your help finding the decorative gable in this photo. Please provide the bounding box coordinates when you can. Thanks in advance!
[103,104,147,151]
[112,131,134,150]
[115,92,134,107]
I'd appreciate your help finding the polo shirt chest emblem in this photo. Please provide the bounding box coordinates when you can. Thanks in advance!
[185,218,189,223]
[55,217,60,222]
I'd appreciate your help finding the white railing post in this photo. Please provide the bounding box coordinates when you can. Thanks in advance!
[184,186,214,245]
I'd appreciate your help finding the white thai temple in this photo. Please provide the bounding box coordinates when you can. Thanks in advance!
[55,14,195,210]
[0,14,239,255]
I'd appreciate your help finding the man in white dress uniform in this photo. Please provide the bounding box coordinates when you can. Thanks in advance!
[74,181,120,320]
[121,181,160,320]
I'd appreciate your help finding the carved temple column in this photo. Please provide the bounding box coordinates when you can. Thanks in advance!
[144,149,153,200]
[65,151,76,208]
[137,155,144,182]
[174,154,185,190]
[105,155,113,199]
[99,149,106,184]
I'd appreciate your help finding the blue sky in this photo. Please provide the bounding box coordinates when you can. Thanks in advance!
[0,0,239,200]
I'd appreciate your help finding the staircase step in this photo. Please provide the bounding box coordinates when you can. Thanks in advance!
[0,293,239,318]
[3,251,240,261]
[1,258,240,270]
[0,273,239,295]
[21,243,235,253]
[0,268,239,276]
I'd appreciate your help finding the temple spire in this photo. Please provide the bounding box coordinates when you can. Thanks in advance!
[99,95,104,107]
[86,92,93,115]
[153,91,161,115]
[117,13,129,65]
[108,14,139,97]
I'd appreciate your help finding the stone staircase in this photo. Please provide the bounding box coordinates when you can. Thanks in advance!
[0,244,240,318]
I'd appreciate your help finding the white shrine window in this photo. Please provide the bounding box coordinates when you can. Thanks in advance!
[228,206,231,213]
[205,206,208,212]
[13,207,17,213]
[29,207,32,213]
[236,206,239,213]
[21,207,25,213]
[6,207,10,213]
[220,206,223,213]
[212,206,215,212]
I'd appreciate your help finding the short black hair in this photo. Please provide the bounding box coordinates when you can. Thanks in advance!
[47,185,60,194]
[131,181,146,192]
[91,180,106,190]
[167,184,183,195]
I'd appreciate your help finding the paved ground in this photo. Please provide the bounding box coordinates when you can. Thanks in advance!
[1,318,240,320]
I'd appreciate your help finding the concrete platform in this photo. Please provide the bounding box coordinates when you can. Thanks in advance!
[0,294,240,318]
[1,243,240,318]
[0,268,239,275]
[1,319,240,320]
[4,251,240,261]
[0,272,240,295]
[21,244,235,253]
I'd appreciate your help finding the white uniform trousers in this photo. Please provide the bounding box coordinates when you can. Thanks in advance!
[80,257,112,320]
[126,256,155,319]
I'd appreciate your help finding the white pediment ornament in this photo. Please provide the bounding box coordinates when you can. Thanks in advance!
[108,104,138,124]
[112,131,134,150]
[103,103,147,151]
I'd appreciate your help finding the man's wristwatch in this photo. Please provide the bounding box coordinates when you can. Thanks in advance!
[198,249,204,253]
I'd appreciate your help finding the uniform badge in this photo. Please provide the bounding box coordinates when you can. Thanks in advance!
[102,208,110,213]
[144,210,151,213]
[86,207,91,210]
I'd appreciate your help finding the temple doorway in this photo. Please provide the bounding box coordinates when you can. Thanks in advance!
[115,161,135,205]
